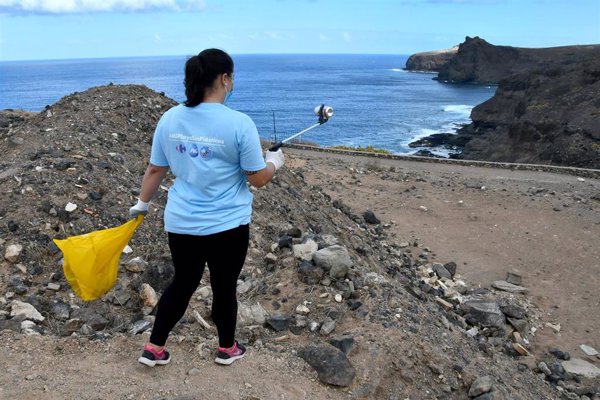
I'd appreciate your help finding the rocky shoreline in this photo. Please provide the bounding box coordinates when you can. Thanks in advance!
[0,85,598,398]
[405,37,600,169]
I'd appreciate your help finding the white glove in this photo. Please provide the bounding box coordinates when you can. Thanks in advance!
[129,199,149,218]
[265,149,285,171]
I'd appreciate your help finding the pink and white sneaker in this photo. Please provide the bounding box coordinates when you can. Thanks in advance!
[215,341,246,365]
[138,344,171,367]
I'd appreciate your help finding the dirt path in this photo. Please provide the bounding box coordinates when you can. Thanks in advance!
[287,148,600,357]
[0,331,349,400]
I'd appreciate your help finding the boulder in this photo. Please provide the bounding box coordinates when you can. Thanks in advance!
[293,239,318,261]
[298,345,355,387]
[4,244,23,263]
[461,300,506,328]
[313,245,352,279]
[469,376,493,397]
[10,300,45,322]
[561,358,600,378]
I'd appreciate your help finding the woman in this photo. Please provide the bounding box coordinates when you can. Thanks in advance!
[130,48,285,367]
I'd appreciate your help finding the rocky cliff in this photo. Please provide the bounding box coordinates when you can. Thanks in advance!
[404,46,458,72]
[436,36,600,84]
[408,37,600,168]
[454,56,600,168]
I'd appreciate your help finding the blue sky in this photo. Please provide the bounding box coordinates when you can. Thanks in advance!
[0,0,598,61]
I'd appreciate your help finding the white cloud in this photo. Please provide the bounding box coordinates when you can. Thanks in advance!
[0,0,205,13]
[342,32,351,42]
[318,33,330,41]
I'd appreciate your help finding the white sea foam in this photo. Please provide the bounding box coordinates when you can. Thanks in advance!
[390,68,405,72]
[443,104,473,116]
[405,128,444,143]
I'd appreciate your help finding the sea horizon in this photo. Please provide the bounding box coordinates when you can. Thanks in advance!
[0,54,496,156]
[0,52,412,64]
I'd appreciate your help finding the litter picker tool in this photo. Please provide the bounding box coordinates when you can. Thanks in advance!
[269,104,334,151]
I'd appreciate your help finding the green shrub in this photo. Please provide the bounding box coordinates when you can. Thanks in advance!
[329,145,391,154]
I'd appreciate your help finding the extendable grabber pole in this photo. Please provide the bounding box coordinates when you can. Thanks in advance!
[269,104,334,151]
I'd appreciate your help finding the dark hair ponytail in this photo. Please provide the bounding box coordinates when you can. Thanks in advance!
[184,48,234,107]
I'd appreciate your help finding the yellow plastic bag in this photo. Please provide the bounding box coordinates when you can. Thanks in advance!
[53,215,144,301]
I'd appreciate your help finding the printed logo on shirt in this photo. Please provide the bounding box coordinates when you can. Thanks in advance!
[189,144,199,158]
[176,143,187,154]
[199,146,213,160]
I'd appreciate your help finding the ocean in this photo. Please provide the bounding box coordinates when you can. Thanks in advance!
[0,54,495,155]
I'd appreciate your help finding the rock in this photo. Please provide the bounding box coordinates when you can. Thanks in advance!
[579,344,598,357]
[498,301,527,319]
[491,281,529,294]
[285,226,302,238]
[295,304,310,315]
[505,272,522,286]
[250,303,268,325]
[71,308,109,331]
[297,261,324,285]
[139,283,158,308]
[298,345,355,387]
[278,235,293,249]
[88,191,102,201]
[238,302,267,326]
[21,320,40,335]
[334,294,342,303]
[65,202,77,212]
[130,319,152,335]
[538,362,552,376]
[468,376,493,397]
[264,253,278,265]
[4,244,23,263]
[461,300,506,328]
[125,257,148,273]
[432,263,452,279]
[10,300,44,322]
[561,358,600,378]
[196,286,211,299]
[363,209,380,224]
[51,302,70,321]
[313,245,352,279]
[507,317,528,334]
[266,315,291,332]
[47,283,61,291]
[549,348,571,361]
[443,261,457,277]
[65,318,83,333]
[473,389,505,400]
[329,335,355,355]
[320,317,336,335]
[364,272,389,286]
[293,240,318,261]
[298,261,325,285]
[236,279,252,295]
[435,297,454,311]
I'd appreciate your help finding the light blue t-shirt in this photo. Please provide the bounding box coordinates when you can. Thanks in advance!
[150,103,266,235]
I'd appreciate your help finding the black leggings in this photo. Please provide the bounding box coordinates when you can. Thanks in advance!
[149,224,249,348]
